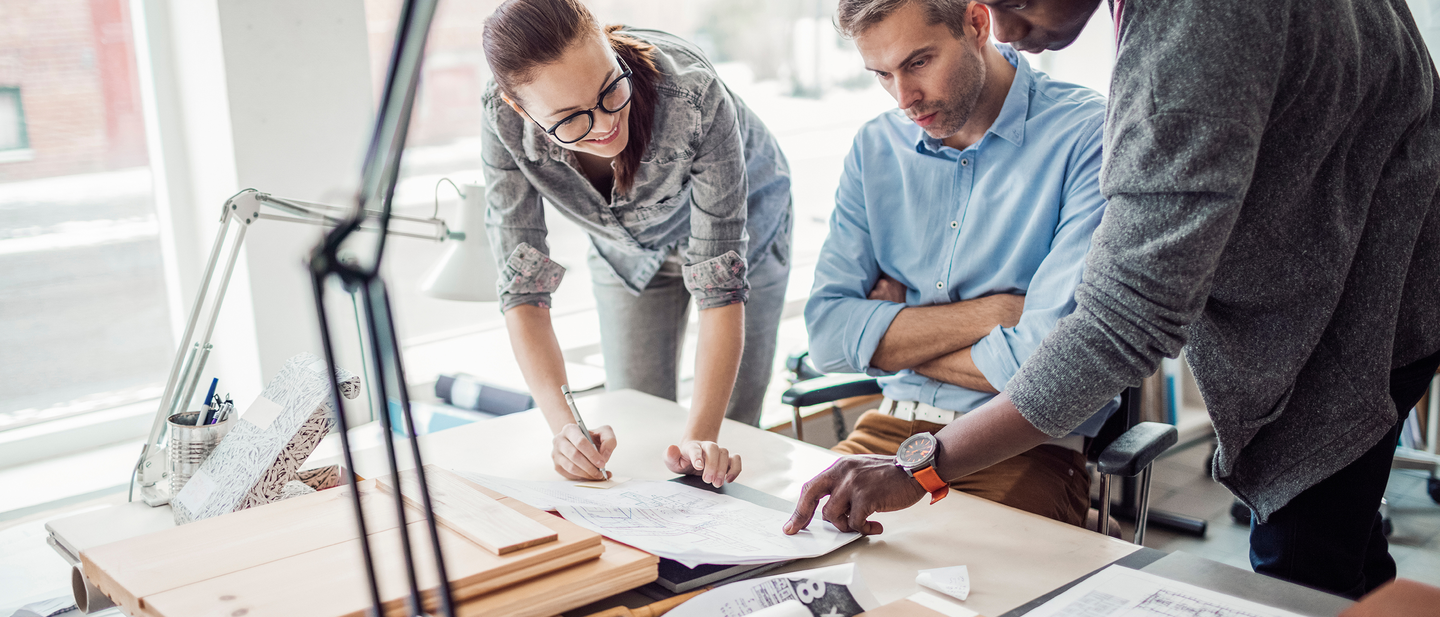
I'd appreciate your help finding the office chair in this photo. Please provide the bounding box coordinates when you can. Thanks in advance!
[779,351,1206,545]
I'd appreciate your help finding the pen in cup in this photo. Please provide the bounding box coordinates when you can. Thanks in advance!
[200,378,219,425]
[560,385,608,480]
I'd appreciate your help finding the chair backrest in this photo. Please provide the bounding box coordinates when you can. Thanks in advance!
[1085,386,1141,464]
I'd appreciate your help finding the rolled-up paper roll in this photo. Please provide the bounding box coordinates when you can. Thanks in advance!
[72,565,116,614]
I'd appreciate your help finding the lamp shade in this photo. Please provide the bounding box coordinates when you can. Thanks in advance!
[422,183,499,302]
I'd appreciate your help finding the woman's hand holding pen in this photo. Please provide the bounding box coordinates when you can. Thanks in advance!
[552,423,616,481]
[666,440,741,488]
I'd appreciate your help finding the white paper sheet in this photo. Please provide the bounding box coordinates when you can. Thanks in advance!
[459,472,860,568]
[666,564,878,617]
[1023,565,1308,617]
[917,565,971,601]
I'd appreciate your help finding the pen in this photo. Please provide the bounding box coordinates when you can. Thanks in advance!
[560,385,608,480]
[201,378,219,425]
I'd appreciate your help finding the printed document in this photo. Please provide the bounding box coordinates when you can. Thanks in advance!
[458,471,861,568]
[667,564,878,617]
[1024,565,1307,617]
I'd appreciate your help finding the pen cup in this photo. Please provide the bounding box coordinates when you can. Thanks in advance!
[168,410,232,497]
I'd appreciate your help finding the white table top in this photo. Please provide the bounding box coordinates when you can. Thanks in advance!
[347,389,1141,616]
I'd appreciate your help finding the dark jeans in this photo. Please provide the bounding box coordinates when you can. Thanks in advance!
[1249,347,1440,598]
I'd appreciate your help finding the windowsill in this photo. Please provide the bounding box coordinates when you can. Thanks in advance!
[0,148,35,163]
[0,399,155,471]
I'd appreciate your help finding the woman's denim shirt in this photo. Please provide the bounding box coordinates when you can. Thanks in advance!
[481,28,792,312]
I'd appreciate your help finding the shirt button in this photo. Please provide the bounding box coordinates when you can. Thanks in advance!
[960,159,969,166]
[936,281,945,289]
[950,221,958,228]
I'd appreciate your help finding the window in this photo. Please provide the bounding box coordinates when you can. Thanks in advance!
[0,0,171,432]
[0,87,29,156]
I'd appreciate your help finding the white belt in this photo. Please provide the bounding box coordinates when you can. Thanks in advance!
[879,398,959,424]
[879,397,1086,453]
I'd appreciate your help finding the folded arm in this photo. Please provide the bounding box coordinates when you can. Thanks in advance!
[806,142,1022,376]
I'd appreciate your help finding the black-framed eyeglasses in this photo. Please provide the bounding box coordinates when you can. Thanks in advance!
[524,56,633,144]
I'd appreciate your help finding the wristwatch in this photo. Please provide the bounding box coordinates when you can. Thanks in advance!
[895,432,949,504]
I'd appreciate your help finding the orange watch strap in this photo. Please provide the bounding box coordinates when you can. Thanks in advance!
[913,466,949,504]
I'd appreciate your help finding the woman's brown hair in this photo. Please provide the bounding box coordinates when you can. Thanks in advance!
[483,0,661,195]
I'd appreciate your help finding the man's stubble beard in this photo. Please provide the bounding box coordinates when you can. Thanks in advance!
[922,46,987,140]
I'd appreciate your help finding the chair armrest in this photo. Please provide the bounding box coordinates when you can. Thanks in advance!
[1097,421,1178,477]
[785,351,826,382]
[780,374,882,408]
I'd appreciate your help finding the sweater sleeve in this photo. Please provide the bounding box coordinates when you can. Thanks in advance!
[1006,0,1286,436]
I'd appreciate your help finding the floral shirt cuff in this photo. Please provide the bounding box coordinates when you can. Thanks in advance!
[497,243,565,312]
[682,250,749,309]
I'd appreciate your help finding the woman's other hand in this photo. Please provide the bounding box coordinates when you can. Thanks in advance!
[666,440,741,488]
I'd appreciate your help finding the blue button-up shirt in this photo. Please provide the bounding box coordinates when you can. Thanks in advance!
[805,45,1116,436]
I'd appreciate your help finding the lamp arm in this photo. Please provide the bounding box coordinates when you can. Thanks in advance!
[255,193,457,241]
[131,203,251,502]
[254,213,447,242]
[128,186,453,503]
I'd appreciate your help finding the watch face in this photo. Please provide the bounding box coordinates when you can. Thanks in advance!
[896,433,936,468]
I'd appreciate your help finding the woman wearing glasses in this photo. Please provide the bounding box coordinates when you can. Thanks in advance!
[481,0,791,486]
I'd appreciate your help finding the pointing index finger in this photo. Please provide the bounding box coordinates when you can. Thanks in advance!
[784,471,835,535]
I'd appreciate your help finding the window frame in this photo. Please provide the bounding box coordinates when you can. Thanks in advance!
[0,86,34,162]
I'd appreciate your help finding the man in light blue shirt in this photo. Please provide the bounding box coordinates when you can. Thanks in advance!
[805,0,1115,527]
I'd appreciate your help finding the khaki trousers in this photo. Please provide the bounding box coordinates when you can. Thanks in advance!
[833,409,1091,527]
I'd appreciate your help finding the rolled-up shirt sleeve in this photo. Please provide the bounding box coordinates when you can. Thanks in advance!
[971,117,1107,391]
[681,74,751,308]
[481,99,562,312]
[804,139,906,376]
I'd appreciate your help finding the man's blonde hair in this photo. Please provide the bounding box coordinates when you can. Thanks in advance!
[835,0,972,40]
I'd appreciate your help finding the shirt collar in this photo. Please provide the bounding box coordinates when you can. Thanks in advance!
[915,43,1032,153]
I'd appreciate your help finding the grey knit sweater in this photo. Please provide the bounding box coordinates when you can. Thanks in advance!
[1009,0,1440,520]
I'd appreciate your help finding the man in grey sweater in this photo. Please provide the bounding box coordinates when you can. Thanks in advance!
[784,0,1440,598]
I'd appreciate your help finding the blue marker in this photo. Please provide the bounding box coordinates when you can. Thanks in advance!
[201,378,219,424]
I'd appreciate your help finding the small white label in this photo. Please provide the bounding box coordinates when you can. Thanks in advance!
[175,469,216,511]
[302,356,327,374]
[242,396,284,430]
[450,378,481,410]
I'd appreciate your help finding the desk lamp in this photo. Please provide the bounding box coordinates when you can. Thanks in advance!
[421,180,498,302]
[128,188,465,507]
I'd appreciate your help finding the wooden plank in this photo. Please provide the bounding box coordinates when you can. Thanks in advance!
[859,596,972,617]
[142,507,606,617]
[453,539,658,617]
[81,479,415,616]
[375,465,557,555]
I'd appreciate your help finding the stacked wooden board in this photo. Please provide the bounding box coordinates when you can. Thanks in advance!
[82,466,657,617]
